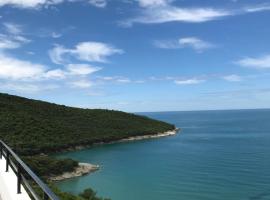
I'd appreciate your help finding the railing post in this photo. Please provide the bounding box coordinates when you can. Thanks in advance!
[6,151,10,172]
[17,165,22,194]
[44,192,49,200]
[0,140,59,200]
[0,142,2,159]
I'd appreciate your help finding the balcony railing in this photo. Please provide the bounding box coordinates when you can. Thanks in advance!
[0,140,60,200]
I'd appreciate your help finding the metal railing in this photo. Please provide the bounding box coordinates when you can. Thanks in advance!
[0,140,60,200]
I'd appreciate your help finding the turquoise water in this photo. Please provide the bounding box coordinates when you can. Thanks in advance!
[56,109,270,200]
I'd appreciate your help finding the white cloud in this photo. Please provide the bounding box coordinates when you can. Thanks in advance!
[0,23,30,50]
[0,52,103,93]
[70,80,93,88]
[51,32,62,38]
[74,42,123,63]
[97,76,133,84]
[0,82,59,93]
[154,37,215,52]
[49,42,123,64]
[0,51,102,82]
[137,0,169,8]
[0,34,21,49]
[0,54,46,80]
[26,51,35,55]
[0,0,51,8]
[0,26,103,93]
[179,37,214,52]
[244,4,270,13]
[174,78,205,85]
[66,64,101,75]
[4,22,22,35]
[13,35,30,43]
[223,74,242,82]
[116,78,131,83]
[0,0,107,9]
[236,54,270,69]
[122,2,270,26]
[48,45,68,64]
[153,40,180,49]
[88,0,107,8]
[44,69,66,79]
[122,5,231,26]
[99,76,115,81]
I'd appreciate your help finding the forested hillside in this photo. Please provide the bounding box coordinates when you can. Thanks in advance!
[0,93,174,155]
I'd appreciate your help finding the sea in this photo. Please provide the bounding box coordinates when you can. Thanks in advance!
[55,109,270,200]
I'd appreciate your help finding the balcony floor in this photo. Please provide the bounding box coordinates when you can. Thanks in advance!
[0,156,31,200]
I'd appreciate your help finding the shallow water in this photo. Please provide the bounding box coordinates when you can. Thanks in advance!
[56,109,270,200]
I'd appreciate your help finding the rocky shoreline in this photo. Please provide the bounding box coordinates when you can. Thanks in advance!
[119,129,179,142]
[61,128,180,153]
[49,163,100,181]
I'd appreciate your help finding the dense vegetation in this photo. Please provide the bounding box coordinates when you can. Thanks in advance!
[23,155,79,177]
[34,183,111,200]
[0,93,174,155]
[0,92,175,200]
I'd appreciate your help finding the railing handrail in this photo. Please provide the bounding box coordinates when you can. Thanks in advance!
[0,140,60,200]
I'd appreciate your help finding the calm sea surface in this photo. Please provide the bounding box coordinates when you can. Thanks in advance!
[55,109,270,200]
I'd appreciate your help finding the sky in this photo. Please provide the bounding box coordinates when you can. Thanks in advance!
[0,0,270,112]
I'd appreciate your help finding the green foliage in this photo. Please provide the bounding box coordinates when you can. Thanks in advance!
[33,183,109,200]
[23,155,78,177]
[0,92,175,155]
[79,188,111,200]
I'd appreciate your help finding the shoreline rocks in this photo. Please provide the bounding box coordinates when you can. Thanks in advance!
[49,163,99,181]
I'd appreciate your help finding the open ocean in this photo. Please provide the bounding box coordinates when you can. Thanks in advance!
[55,109,270,200]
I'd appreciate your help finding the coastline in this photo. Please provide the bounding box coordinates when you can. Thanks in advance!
[61,128,180,153]
[118,128,179,143]
[51,128,179,181]
[49,163,100,181]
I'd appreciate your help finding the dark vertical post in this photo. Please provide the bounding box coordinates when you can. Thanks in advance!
[0,142,2,159]
[6,151,10,172]
[44,192,49,200]
[17,165,22,194]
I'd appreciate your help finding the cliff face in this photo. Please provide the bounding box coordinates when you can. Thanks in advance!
[0,93,175,155]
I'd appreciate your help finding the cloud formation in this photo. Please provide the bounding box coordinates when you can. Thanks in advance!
[154,37,215,52]
[88,0,107,8]
[0,54,46,80]
[243,4,270,13]
[70,80,93,88]
[0,0,107,9]
[236,54,270,69]
[4,22,22,34]
[0,23,104,93]
[67,64,101,75]
[223,74,242,82]
[137,0,169,8]
[174,78,205,85]
[49,42,123,64]
[0,22,30,50]
[122,1,270,26]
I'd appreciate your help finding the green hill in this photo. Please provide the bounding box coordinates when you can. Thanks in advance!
[0,92,175,155]
[0,92,175,200]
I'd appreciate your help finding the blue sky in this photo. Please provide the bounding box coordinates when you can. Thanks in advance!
[0,0,270,112]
